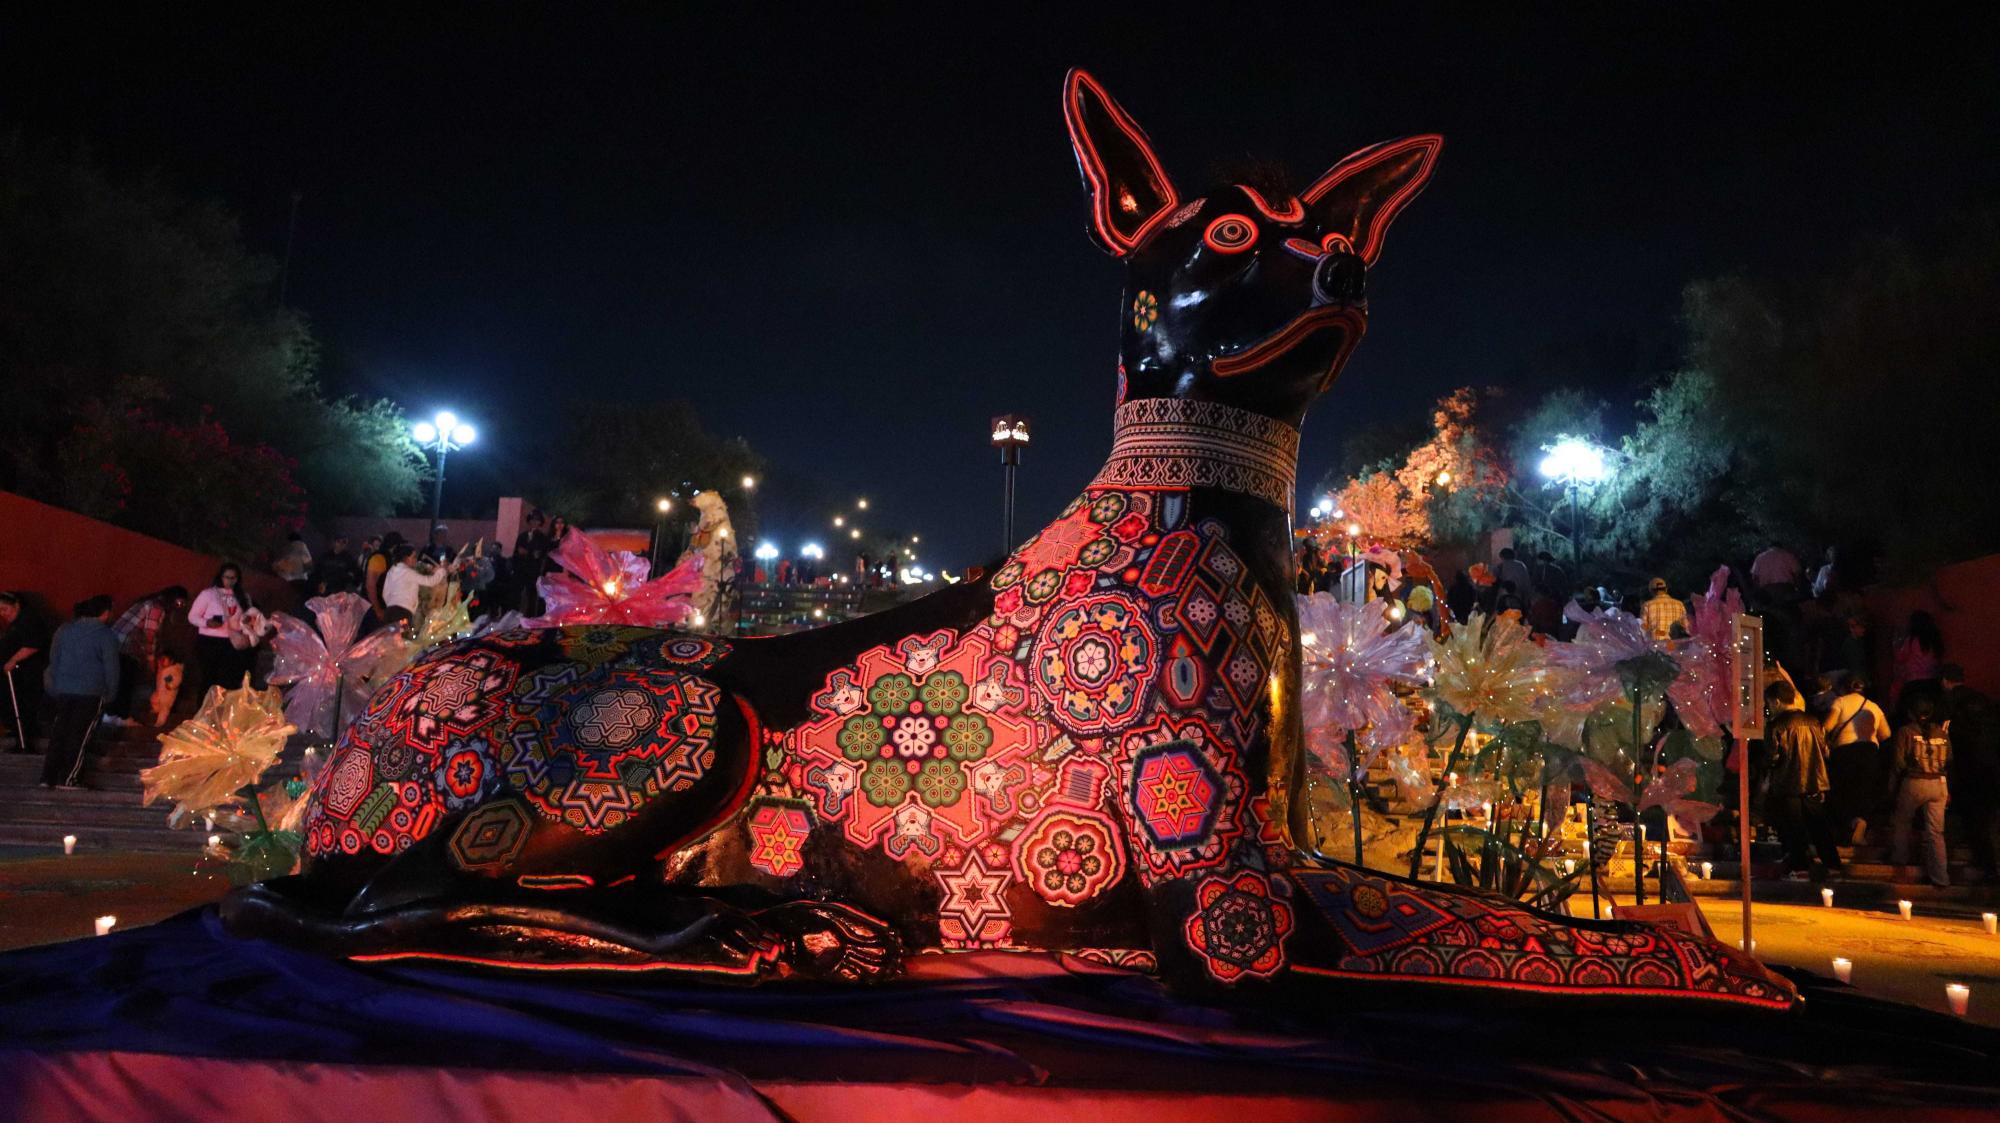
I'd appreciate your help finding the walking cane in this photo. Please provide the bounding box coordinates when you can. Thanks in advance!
[4,666,26,752]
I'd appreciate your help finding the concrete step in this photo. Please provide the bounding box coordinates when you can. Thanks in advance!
[1682,875,2000,911]
[0,822,206,853]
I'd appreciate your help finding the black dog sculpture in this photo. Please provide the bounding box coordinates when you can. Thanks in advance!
[228,71,1794,1010]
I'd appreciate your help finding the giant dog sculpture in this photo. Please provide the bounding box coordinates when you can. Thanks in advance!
[228,72,1794,1009]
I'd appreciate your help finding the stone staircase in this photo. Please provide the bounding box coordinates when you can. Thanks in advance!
[0,722,306,855]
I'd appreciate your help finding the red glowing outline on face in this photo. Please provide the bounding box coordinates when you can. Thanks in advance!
[1303,135,1442,265]
[1064,70,1180,256]
[1203,214,1258,254]
[1239,185,1304,223]
[1210,304,1366,391]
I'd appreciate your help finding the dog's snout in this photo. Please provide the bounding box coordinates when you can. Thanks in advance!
[1312,250,1367,305]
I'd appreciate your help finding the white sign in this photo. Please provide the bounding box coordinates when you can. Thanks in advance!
[1730,614,1765,739]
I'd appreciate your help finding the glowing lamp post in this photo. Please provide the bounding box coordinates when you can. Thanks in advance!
[411,411,477,528]
[992,414,1031,552]
[1537,436,1608,570]
[650,497,673,562]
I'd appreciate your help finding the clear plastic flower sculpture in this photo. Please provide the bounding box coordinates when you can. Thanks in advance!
[1544,608,1660,709]
[413,585,474,651]
[141,681,296,825]
[1666,566,1743,739]
[267,593,413,740]
[527,529,704,628]
[1428,611,1545,725]
[1297,594,1431,732]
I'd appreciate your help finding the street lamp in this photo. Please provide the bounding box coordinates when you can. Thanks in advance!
[412,410,476,527]
[742,475,757,490]
[1538,435,1610,570]
[856,498,869,510]
[833,515,845,528]
[753,541,779,561]
[991,413,1030,552]
[650,497,673,561]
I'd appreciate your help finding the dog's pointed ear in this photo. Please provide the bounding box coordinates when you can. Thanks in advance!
[1064,69,1180,256]
[1303,135,1441,266]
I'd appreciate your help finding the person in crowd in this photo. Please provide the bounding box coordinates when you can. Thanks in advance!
[1444,570,1476,624]
[1529,551,1567,601]
[1821,674,1891,844]
[40,596,119,790]
[1495,547,1534,605]
[189,564,254,694]
[1940,665,1998,884]
[1889,693,1953,888]
[539,516,572,579]
[383,544,450,621]
[313,535,363,597]
[273,532,314,601]
[1294,542,1323,596]
[109,586,189,721]
[1640,576,1689,640]
[1750,541,1803,598]
[1811,546,1839,600]
[468,540,504,618]
[364,533,404,624]
[0,591,50,751]
[1890,610,1945,716]
[421,523,452,564]
[1763,680,1847,879]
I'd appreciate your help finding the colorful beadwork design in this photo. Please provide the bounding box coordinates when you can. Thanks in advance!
[1016,807,1124,907]
[1185,870,1293,982]
[937,851,1013,946]
[1031,592,1159,736]
[448,798,533,872]
[1290,865,1795,1008]
[1131,289,1159,331]
[503,666,722,832]
[746,798,813,879]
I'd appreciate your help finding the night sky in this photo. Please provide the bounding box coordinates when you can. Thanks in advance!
[5,8,1995,570]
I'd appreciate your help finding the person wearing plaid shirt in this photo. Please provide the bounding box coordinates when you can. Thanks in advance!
[110,586,188,721]
[1641,577,1689,640]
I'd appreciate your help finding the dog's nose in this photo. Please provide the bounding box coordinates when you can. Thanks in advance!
[1312,250,1366,304]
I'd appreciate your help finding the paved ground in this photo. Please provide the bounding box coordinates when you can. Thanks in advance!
[3,845,1997,1028]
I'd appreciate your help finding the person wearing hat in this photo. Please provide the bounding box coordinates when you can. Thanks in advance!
[1641,576,1689,640]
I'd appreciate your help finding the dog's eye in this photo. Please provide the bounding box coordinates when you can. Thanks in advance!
[1202,215,1258,254]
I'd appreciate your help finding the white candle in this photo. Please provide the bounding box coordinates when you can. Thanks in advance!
[203,815,215,832]
[1739,938,1757,953]
[93,915,116,937]
[1831,957,1852,983]
[1983,913,1997,936]
[62,835,76,856]
[1946,983,1970,1017]
[207,834,222,848]
[1700,861,1713,879]
[1821,887,1834,908]
[1898,899,1914,920]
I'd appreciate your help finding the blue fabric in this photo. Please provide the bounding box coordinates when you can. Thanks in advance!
[0,907,1997,1112]
[44,618,119,701]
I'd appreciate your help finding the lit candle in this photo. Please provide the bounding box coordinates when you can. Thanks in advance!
[207,834,222,848]
[1946,983,1970,1017]
[1821,887,1834,908]
[1984,913,1997,936]
[1700,861,1713,879]
[204,815,215,832]
[94,916,117,937]
[1831,957,1852,983]
[62,834,76,856]
[1739,938,1757,953]
[1898,899,1914,920]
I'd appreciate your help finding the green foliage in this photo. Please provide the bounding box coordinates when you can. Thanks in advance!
[532,399,764,538]
[0,138,422,550]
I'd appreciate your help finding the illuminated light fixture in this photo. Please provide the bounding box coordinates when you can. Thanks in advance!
[1300,631,1318,647]
[850,528,861,539]
[991,416,1031,446]
[601,579,621,597]
[692,613,705,627]
[801,542,824,560]
[754,542,779,560]
[911,535,920,544]
[856,498,869,510]
[1388,602,1408,622]
[813,607,825,618]
[1308,505,1324,519]
[412,408,477,526]
[741,475,757,490]
[1346,522,1362,537]
[1435,470,1452,486]
[1538,436,1609,485]
[833,515,845,527]
[718,527,730,539]
[656,497,672,514]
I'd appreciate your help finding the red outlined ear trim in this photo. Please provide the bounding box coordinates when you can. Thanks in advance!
[1065,69,1180,256]
[1203,214,1258,253]
[1240,185,1304,223]
[1303,135,1442,265]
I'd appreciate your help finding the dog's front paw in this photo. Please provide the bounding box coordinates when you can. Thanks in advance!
[758,900,904,983]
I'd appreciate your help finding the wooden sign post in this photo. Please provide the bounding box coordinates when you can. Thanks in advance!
[1729,613,1765,953]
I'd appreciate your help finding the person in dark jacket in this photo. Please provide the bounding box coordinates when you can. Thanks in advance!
[1763,680,1847,878]
[41,595,120,789]
[1890,693,1953,888]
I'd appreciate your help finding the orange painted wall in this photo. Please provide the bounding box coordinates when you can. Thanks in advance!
[0,490,294,620]
[1867,553,2000,696]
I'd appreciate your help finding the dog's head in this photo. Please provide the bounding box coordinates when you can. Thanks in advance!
[1064,70,1440,425]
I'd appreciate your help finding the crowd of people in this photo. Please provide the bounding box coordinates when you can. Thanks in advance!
[1293,537,2000,888]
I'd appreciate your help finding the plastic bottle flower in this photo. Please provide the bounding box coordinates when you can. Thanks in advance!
[1298,594,1431,734]
[528,530,704,628]
[141,681,296,824]
[267,593,414,740]
[1427,610,1545,725]
[1543,608,1663,708]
